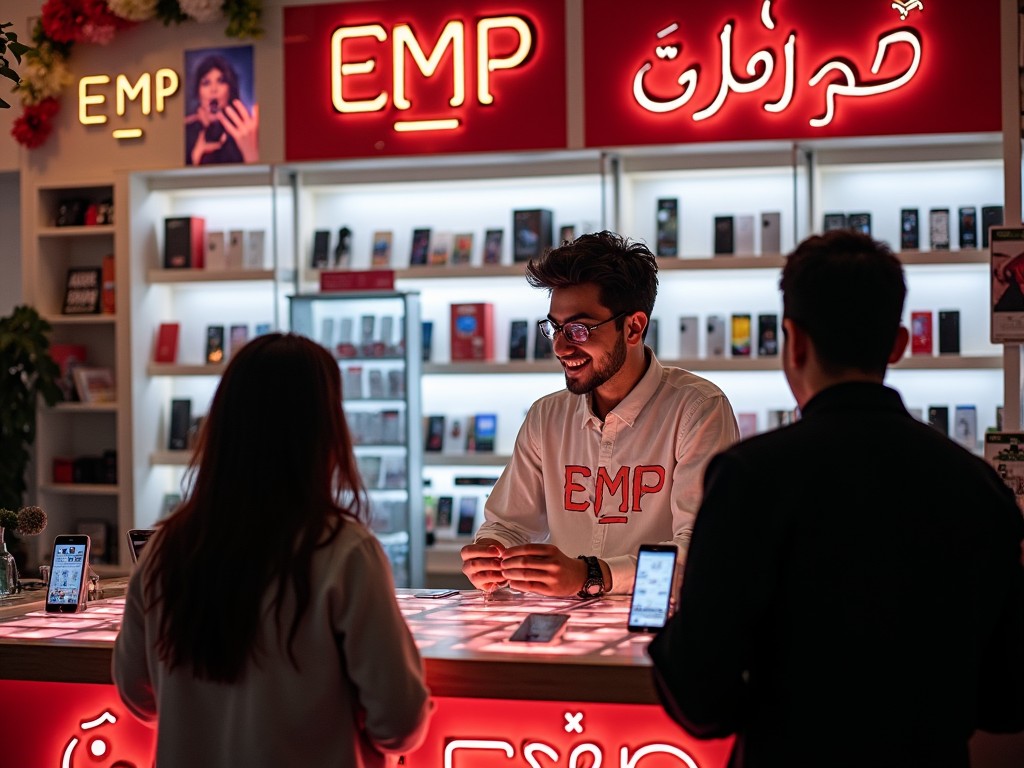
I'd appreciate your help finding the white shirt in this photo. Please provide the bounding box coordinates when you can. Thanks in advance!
[477,351,740,593]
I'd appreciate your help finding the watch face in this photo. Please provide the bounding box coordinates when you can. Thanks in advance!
[585,580,603,596]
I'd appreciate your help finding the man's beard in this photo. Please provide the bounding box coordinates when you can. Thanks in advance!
[563,334,628,394]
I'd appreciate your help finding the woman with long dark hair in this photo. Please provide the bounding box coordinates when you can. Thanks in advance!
[114,333,432,766]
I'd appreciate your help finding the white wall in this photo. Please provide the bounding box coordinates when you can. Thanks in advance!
[0,171,21,315]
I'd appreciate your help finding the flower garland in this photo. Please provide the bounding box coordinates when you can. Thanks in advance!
[11,0,262,149]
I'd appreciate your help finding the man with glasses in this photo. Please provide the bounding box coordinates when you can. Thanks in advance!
[460,231,740,597]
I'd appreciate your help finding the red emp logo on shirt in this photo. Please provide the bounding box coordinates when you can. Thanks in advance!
[564,465,666,523]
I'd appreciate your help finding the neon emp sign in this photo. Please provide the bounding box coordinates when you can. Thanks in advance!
[283,0,567,160]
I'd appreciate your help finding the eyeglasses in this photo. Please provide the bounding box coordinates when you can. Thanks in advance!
[537,312,626,344]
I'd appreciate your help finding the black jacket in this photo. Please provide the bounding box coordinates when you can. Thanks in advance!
[649,382,1024,768]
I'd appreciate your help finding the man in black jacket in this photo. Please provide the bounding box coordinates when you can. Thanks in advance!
[649,230,1024,767]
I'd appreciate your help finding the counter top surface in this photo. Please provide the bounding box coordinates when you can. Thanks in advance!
[0,587,659,702]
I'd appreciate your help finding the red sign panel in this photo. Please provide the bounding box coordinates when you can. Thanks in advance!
[583,0,1001,147]
[283,1,567,160]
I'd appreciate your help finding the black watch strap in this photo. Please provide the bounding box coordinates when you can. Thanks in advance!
[576,555,605,599]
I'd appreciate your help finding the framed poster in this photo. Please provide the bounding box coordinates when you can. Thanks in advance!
[990,227,1024,343]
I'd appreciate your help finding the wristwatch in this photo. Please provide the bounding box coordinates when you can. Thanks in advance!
[577,555,605,599]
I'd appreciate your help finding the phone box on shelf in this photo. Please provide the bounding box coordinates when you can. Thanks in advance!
[164,216,206,269]
[450,303,495,361]
[513,209,553,262]
[101,254,115,313]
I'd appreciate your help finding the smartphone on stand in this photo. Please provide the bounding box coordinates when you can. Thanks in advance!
[45,534,91,613]
[627,544,679,632]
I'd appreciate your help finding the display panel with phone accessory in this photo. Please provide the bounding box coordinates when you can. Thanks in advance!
[46,534,91,613]
[414,589,459,599]
[507,613,570,643]
[627,544,679,632]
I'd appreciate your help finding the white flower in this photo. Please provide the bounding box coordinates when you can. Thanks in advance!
[179,0,225,24]
[19,49,74,104]
[107,0,159,22]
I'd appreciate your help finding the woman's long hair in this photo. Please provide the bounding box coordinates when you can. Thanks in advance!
[147,333,368,682]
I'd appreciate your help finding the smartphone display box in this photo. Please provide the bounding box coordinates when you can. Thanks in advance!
[559,224,576,244]
[229,324,249,358]
[713,216,734,255]
[757,313,779,356]
[205,325,225,364]
[225,229,245,270]
[244,230,266,269]
[333,226,352,268]
[981,205,1004,248]
[456,497,479,536]
[450,302,495,361]
[509,319,529,360]
[929,208,951,250]
[424,415,445,452]
[627,544,678,632]
[646,317,659,355]
[678,315,699,359]
[164,216,206,269]
[938,310,961,354]
[761,212,781,254]
[470,413,497,452]
[46,535,91,613]
[847,212,872,236]
[371,230,393,267]
[311,229,330,268]
[656,198,679,257]
[443,416,468,454]
[168,398,192,450]
[154,322,180,363]
[953,404,978,451]
[421,320,434,362]
[910,311,933,355]
[735,214,755,254]
[900,208,920,250]
[737,412,758,439]
[706,314,727,357]
[730,313,752,357]
[928,405,949,435]
[513,209,554,262]
[823,212,847,232]
[435,495,454,533]
[451,232,474,265]
[101,253,115,313]
[428,231,452,266]
[409,227,431,266]
[958,206,978,249]
[483,228,504,264]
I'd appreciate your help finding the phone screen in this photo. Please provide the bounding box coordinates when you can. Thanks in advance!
[127,529,154,563]
[46,537,90,612]
[508,613,570,643]
[627,545,678,632]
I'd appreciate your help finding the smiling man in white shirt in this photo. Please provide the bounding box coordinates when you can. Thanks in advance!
[460,231,740,598]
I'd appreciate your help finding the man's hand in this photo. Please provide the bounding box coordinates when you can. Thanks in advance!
[460,540,507,592]
[498,544,589,597]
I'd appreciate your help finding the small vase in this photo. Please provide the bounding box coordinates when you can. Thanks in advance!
[0,527,19,597]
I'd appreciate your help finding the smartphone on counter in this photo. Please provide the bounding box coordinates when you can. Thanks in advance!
[627,544,679,633]
[45,534,91,613]
[126,528,155,564]
[508,613,570,643]
[414,589,459,599]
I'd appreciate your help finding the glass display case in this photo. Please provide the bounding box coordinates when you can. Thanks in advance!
[290,290,424,587]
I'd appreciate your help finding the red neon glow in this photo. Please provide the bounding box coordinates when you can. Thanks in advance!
[583,0,1000,146]
[0,683,733,767]
[283,0,566,160]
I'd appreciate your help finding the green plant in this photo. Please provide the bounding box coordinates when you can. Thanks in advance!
[0,21,31,109]
[0,305,63,511]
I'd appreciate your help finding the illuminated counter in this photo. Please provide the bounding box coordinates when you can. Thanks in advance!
[3,590,1021,767]
[0,589,735,766]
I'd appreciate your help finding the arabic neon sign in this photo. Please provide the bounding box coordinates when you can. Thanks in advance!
[584,0,1000,146]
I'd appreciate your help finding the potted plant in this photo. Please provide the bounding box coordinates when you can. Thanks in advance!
[0,305,63,571]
